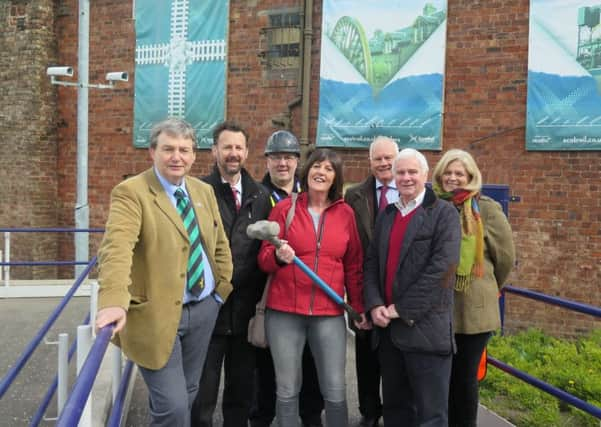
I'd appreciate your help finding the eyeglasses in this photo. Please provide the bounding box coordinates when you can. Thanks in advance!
[268,154,297,162]
[159,146,194,156]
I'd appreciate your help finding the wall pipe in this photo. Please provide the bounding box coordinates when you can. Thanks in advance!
[300,0,313,161]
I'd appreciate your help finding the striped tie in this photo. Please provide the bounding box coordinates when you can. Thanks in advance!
[174,188,205,296]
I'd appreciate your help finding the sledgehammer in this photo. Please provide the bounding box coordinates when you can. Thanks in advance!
[247,220,362,322]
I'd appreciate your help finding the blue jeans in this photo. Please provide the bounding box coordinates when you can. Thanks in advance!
[266,309,348,427]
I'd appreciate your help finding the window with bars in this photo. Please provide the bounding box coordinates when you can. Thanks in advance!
[260,11,302,80]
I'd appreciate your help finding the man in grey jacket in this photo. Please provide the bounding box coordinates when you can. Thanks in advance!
[363,148,461,427]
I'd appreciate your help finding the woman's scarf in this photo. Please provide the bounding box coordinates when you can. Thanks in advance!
[434,184,484,291]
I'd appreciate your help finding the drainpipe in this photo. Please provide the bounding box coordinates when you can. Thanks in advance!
[299,0,313,162]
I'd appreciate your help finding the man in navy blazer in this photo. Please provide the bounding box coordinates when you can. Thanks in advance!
[363,148,460,427]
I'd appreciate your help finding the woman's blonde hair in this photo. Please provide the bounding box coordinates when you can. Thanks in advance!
[432,149,482,193]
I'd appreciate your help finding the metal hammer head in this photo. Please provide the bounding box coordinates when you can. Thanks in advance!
[246,220,281,245]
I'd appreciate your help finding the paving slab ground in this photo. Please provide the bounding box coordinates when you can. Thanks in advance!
[124,335,364,427]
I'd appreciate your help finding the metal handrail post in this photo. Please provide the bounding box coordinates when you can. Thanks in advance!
[56,325,113,427]
[90,281,98,334]
[4,231,10,286]
[76,325,93,427]
[112,346,122,403]
[57,333,69,414]
[499,289,506,335]
[29,314,89,427]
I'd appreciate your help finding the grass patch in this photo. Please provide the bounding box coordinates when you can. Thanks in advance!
[480,328,601,427]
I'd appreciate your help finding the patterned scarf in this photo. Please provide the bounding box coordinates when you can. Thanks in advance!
[434,184,484,291]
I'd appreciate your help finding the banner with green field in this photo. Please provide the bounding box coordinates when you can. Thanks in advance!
[316,1,447,149]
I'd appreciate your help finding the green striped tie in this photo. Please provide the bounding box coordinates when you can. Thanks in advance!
[174,188,205,296]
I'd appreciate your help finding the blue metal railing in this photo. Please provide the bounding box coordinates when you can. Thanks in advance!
[56,324,114,427]
[2,261,94,266]
[500,285,601,323]
[0,257,97,399]
[1,227,136,427]
[496,285,601,420]
[0,227,104,268]
[488,356,601,419]
[107,360,135,427]
[0,228,104,233]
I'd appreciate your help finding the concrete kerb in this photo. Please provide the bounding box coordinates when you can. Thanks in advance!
[478,404,517,427]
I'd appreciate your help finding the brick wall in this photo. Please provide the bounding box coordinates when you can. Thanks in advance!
[442,0,600,336]
[0,0,59,279]
[3,0,599,335]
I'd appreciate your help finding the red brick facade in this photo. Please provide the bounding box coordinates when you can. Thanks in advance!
[2,0,600,335]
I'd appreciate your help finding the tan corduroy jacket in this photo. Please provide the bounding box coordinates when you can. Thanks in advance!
[453,196,515,334]
[97,168,233,369]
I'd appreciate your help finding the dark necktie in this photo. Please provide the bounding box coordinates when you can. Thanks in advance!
[174,188,205,296]
[231,186,241,212]
[378,185,389,212]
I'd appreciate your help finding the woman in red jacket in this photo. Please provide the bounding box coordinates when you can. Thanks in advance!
[258,148,369,427]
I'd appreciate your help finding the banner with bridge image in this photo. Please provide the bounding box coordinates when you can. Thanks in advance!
[133,0,228,148]
[316,1,447,150]
[526,0,601,150]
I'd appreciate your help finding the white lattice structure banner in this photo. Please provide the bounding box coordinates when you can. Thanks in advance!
[133,0,229,147]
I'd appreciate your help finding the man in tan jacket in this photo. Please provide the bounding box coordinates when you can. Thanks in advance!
[95,118,233,427]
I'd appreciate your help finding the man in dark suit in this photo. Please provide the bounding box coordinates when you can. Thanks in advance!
[344,136,398,427]
[191,121,272,427]
[363,148,461,427]
[95,118,233,427]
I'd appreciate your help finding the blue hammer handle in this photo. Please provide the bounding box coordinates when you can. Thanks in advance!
[291,256,362,323]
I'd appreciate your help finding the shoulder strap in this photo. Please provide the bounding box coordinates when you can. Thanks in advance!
[285,192,298,234]
[257,192,298,310]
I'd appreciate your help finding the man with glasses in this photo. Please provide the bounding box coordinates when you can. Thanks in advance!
[249,130,325,427]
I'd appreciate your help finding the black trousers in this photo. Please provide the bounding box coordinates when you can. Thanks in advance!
[378,330,451,427]
[354,329,382,418]
[448,332,491,427]
[250,344,324,426]
[191,333,256,427]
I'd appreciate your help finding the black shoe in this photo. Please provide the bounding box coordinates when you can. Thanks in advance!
[358,415,380,427]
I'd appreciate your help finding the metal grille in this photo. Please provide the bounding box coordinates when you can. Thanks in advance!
[260,12,302,79]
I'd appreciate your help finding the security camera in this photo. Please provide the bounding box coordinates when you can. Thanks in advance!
[105,72,129,82]
[46,66,74,77]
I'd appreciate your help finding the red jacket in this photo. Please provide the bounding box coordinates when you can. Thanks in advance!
[258,192,364,316]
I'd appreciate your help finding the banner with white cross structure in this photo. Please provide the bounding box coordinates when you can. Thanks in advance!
[133,0,229,148]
